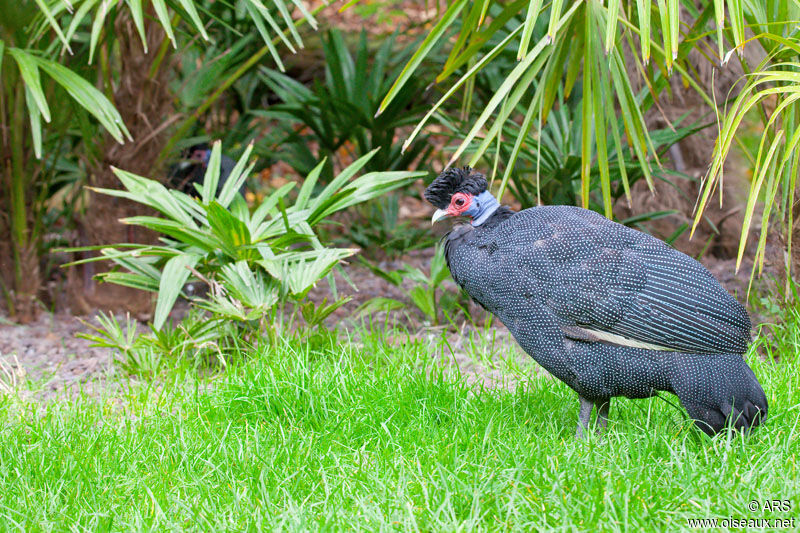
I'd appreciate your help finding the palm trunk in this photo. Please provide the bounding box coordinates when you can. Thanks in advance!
[1,68,40,322]
[68,13,173,316]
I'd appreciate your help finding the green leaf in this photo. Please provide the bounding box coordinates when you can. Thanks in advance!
[378,0,467,115]
[430,248,451,286]
[713,0,724,63]
[355,297,407,316]
[88,0,113,64]
[64,0,100,52]
[449,0,582,165]
[737,131,784,271]
[580,7,594,209]
[518,0,545,59]
[127,0,148,52]
[607,90,631,205]
[219,261,278,308]
[8,48,51,123]
[547,0,566,42]
[254,0,298,52]
[120,216,217,250]
[619,210,679,226]
[301,296,350,327]
[408,286,435,321]
[668,0,679,63]
[202,141,222,204]
[726,0,744,61]
[605,0,620,53]
[463,48,552,166]
[174,0,209,41]
[244,1,287,71]
[608,50,654,188]
[655,0,670,71]
[169,188,207,222]
[32,0,72,53]
[151,0,177,48]
[288,0,317,30]
[445,1,485,73]
[636,0,651,63]
[153,253,200,330]
[590,2,611,216]
[95,272,159,292]
[496,91,539,202]
[206,201,254,260]
[295,158,326,210]
[99,247,164,280]
[23,86,43,158]
[218,143,254,207]
[272,0,304,49]
[259,249,356,297]
[309,171,424,226]
[105,167,195,226]
[35,55,131,143]
[250,182,296,234]
[308,149,378,214]
[437,0,528,81]
[401,24,524,152]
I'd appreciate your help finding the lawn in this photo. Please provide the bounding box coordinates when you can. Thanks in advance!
[0,323,798,531]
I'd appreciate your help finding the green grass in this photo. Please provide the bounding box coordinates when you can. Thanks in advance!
[0,326,798,531]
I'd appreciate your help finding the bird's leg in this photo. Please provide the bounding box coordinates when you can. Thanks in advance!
[576,396,594,439]
[595,399,611,433]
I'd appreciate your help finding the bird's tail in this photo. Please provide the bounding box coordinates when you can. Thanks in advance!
[668,353,767,436]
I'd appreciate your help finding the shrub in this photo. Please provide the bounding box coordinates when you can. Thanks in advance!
[256,29,434,180]
[67,143,425,346]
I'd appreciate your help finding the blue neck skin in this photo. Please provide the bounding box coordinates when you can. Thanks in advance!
[467,190,501,226]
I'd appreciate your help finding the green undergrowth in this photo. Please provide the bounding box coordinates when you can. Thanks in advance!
[0,326,798,531]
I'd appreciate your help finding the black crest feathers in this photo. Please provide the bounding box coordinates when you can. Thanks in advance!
[424,167,488,209]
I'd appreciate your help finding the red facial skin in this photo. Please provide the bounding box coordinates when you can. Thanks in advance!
[446,192,473,217]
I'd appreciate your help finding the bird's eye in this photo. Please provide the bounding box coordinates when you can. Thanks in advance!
[454,197,465,206]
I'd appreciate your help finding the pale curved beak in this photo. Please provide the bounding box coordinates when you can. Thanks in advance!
[431,208,449,225]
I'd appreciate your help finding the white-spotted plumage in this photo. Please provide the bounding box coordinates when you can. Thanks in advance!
[426,168,767,436]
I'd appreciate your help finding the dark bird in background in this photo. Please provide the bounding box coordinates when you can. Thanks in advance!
[166,143,243,197]
[425,167,767,437]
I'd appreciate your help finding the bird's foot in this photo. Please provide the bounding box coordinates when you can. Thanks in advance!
[576,396,593,439]
[575,396,611,439]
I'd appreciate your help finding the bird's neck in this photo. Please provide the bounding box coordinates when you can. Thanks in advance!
[471,191,502,226]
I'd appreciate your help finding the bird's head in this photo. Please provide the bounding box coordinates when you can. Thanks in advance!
[188,143,212,167]
[424,166,499,226]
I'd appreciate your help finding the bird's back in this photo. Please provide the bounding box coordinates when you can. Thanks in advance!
[445,205,751,356]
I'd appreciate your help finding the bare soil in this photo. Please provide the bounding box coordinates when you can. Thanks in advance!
[0,313,120,403]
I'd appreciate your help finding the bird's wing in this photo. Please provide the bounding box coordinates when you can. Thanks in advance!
[507,206,751,354]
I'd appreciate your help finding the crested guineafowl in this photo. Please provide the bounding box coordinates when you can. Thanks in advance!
[167,143,242,196]
[425,167,768,437]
